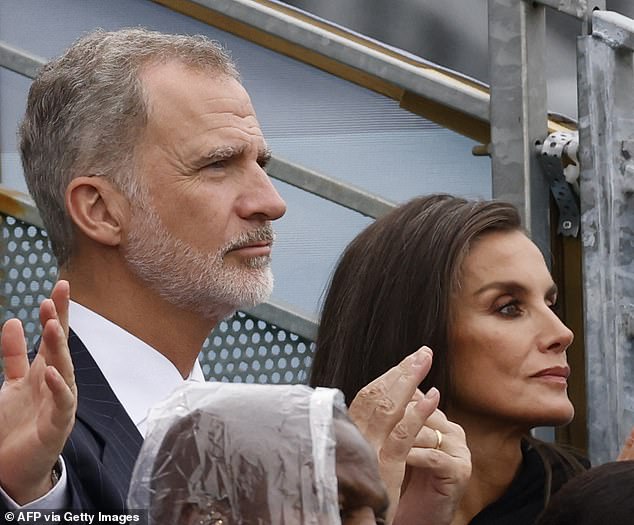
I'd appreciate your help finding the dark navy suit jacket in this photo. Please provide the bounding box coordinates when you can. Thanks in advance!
[0,329,144,511]
[63,329,144,510]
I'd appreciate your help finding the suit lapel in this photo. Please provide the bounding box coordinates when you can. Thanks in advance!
[69,330,144,492]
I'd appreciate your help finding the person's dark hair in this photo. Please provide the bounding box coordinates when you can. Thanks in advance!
[535,460,634,525]
[309,193,587,506]
[310,194,521,407]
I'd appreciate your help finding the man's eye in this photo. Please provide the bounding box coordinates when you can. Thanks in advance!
[206,160,228,170]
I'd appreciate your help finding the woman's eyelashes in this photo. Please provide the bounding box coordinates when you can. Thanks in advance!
[495,299,523,318]
[493,294,559,318]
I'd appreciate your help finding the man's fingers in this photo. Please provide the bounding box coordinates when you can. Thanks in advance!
[1,319,29,381]
[38,298,56,331]
[41,319,75,392]
[349,347,433,438]
[40,366,76,458]
[44,366,76,415]
[50,280,70,339]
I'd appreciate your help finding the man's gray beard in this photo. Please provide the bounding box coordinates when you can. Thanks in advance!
[123,202,275,321]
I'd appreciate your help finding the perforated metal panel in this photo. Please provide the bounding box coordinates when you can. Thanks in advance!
[201,312,314,384]
[1,214,58,348]
[0,212,315,383]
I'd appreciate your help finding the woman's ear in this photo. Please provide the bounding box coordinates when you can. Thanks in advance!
[65,176,130,247]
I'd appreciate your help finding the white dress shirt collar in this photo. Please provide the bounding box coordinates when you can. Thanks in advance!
[69,301,205,437]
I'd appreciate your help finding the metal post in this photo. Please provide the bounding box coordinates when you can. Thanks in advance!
[488,0,551,256]
[577,10,634,464]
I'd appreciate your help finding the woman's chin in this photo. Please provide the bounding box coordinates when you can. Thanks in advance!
[530,402,575,428]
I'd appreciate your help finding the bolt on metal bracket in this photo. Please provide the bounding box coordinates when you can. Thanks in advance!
[536,131,581,237]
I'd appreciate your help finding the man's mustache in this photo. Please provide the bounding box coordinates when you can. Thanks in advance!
[224,224,276,253]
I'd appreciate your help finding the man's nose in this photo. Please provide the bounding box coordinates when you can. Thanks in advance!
[239,165,287,222]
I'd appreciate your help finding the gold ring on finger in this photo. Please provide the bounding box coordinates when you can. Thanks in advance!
[434,429,443,450]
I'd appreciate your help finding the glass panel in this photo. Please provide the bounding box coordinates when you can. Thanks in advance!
[0,69,30,193]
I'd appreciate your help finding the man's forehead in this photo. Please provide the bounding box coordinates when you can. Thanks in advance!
[140,61,252,114]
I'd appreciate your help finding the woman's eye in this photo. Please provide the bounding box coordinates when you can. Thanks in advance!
[497,301,522,317]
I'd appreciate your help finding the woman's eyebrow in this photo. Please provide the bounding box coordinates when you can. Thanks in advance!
[473,281,559,300]
[473,281,527,296]
[546,283,558,299]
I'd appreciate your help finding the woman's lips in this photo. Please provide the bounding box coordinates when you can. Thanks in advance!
[531,366,570,385]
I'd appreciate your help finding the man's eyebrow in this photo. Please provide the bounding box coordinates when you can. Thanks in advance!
[258,147,272,167]
[203,145,245,162]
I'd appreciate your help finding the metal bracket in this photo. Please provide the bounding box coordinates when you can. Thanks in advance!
[526,0,599,20]
[536,131,581,237]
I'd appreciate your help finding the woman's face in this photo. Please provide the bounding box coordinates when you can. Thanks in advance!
[447,230,574,430]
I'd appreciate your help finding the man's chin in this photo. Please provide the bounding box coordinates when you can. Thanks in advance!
[242,255,271,270]
[227,266,274,309]
[202,286,272,322]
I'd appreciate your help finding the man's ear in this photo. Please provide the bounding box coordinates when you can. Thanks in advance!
[65,176,130,247]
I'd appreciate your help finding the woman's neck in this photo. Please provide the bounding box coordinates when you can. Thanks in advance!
[449,412,527,525]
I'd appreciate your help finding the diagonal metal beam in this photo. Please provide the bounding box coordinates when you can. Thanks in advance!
[245,299,318,341]
[266,156,395,219]
[0,41,44,78]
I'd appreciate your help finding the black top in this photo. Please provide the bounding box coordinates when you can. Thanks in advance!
[468,440,589,525]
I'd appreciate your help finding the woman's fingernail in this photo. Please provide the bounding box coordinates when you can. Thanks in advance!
[425,387,440,400]
[412,347,432,367]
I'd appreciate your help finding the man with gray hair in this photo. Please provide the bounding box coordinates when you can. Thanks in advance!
[2,26,285,511]
[0,28,470,522]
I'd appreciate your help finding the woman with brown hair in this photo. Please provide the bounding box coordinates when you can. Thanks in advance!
[310,194,587,525]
